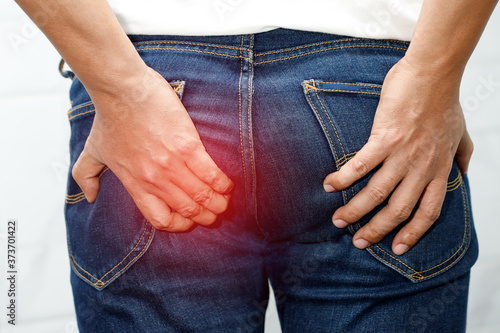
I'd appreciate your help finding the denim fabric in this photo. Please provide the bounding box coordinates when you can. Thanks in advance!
[64,29,478,332]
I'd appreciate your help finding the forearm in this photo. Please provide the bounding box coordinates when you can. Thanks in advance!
[406,0,497,80]
[15,0,146,94]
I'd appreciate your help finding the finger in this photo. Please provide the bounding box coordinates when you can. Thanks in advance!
[150,181,218,226]
[132,192,194,232]
[186,151,234,194]
[351,172,429,250]
[331,162,405,228]
[455,128,473,174]
[170,165,230,215]
[391,179,447,255]
[323,139,387,192]
[72,148,106,203]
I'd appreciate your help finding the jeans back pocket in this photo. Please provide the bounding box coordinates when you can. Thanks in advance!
[65,80,185,290]
[302,79,476,283]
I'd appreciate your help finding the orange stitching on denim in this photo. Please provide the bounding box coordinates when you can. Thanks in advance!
[69,222,152,288]
[238,36,249,211]
[247,35,256,215]
[172,83,183,94]
[303,81,382,95]
[255,45,408,65]
[318,89,381,96]
[255,38,366,57]
[67,101,93,115]
[98,222,148,281]
[66,195,86,204]
[69,108,95,121]
[447,173,462,192]
[303,82,318,91]
[368,180,470,280]
[66,192,86,198]
[70,258,97,286]
[319,81,382,89]
[315,91,347,157]
[447,173,461,187]
[133,40,243,51]
[255,38,409,57]
[97,226,154,286]
[137,47,249,61]
[66,168,109,204]
[305,89,339,161]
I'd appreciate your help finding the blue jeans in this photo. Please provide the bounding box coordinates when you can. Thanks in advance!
[64,29,478,332]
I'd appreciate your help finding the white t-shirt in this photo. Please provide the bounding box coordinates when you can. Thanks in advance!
[108,0,423,41]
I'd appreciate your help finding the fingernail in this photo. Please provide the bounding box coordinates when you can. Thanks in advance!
[393,244,409,255]
[324,184,336,193]
[333,219,349,228]
[353,239,371,249]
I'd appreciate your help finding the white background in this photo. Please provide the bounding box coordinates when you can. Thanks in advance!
[0,2,499,332]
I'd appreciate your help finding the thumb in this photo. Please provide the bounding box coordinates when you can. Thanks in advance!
[455,127,474,174]
[72,148,106,203]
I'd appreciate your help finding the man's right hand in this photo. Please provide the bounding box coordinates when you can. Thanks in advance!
[72,67,234,232]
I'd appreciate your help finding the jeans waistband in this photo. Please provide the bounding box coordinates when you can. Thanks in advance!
[128,29,409,65]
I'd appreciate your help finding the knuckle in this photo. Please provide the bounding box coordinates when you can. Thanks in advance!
[391,204,413,221]
[363,226,385,242]
[177,204,202,219]
[150,214,174,230]
[421,206,441,222]
[423,153,438,170]
[400,229,421,245]
[351,158,369,176]
[193,188,215,205]
[156,154,173,169]
[172,135,203,155]
[140,166,159,185]
[204,170,222,188]
[367,186,389,205]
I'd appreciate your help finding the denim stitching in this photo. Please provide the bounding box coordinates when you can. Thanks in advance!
[133,40,244,51]
[255,45,408,65]
[67,101,93,115]
[68,83,183,122]
[247,35,258,217]
[66,167,110,204]
[69,221,152,288]
[319,89,381,96]
[447,173,462,192]
[137,47,250,61]
[305,88,349,203]
[319,81,382,89]
[314,88,355,198]
[315,90,347,157]
[255,38,409,57]
[305,89,339,161]
[68,109,95,121]
[367,180,470,280]
[238,36,249,213]
[304,78,468,281]
[66,194,86,204]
